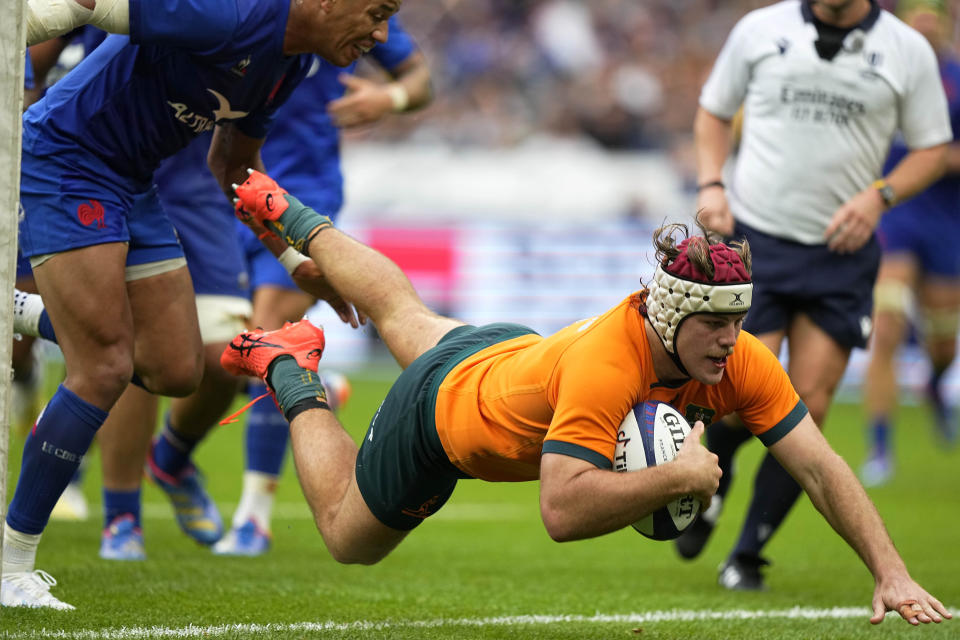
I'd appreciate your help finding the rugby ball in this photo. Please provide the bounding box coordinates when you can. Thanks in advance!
[614,401,701,540]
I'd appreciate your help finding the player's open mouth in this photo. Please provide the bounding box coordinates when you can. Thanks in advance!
[709,355,728,368]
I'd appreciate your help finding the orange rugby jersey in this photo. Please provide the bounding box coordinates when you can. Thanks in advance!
[434,292,805,482]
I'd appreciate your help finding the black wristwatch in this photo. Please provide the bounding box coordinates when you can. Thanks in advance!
[872,179,896,208]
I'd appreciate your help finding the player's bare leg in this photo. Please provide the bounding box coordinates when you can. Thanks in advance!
[97,384,156,560]
[863,257,916,485]
[289,409,408,564]
[918,276,960,446]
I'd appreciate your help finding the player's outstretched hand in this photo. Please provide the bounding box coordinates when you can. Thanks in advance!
[673,421,721,506]
[232,168,289,224]
[871,577,952,626]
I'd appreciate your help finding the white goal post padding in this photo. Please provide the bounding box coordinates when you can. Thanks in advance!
[1,0,26,568]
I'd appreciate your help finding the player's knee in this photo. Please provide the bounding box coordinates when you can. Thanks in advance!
[324,537,388,566]
[137,351,204,397]
[68,346,135,403]
[873,279,912,319]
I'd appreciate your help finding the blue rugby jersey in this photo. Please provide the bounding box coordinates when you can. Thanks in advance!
[883,54,960,216]
[21,0,309,184]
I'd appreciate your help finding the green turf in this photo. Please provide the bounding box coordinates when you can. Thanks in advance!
[3,374,958,639]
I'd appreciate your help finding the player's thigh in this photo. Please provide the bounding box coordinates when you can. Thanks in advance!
[126,265,204,396]
[32,243,135,405]
[918,275,960,314]
[328,478,411,564]
[748,329,786,357]
[785,314,851,423]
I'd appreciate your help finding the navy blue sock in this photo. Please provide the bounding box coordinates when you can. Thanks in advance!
[869,415,890,457]
[245,382,289,475]
[732,452,802,557]
[7,385,107,534]
[103,488,142,529]
[928,367,949,419]
[37,309,57,343]
[151,416,200,478]
[706,419,753,498]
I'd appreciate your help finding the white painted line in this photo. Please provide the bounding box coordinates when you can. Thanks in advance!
[6,607,916,639]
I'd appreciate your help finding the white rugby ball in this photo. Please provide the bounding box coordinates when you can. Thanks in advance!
[614,401,701,540]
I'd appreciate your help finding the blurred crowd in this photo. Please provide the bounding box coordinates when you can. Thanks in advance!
[358,0,953,154]
[359,0,784,151]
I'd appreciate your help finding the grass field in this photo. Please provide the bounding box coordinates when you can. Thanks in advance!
[2,371,958,639]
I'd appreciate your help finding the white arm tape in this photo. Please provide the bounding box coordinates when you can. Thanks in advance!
[91,0,130,35]
[26,0,129,47]
[278,246,311,275]
[26,0,92,47]
[386,83,409,112]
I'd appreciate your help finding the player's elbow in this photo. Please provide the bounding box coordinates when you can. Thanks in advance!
[540,501,584,543]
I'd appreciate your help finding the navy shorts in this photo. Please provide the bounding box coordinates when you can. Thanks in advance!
[734,221,880,349]
[355,322,538,530]
[877,201,960,278]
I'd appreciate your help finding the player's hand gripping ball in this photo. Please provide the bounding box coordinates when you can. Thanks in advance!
[614,401,702,540]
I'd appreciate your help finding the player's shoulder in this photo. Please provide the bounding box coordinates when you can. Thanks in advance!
[735,0,802,30]
[725,0,803,49]
[870,9,937,54]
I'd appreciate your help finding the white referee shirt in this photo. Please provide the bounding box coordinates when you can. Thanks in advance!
[700,0,951,245]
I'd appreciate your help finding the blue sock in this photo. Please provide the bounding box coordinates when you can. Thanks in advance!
[732,452,802,557]
[37,309,57,343]
[7,385,107,534]
[103,488,142,529]
[246,382,289,475]
[869,416,890,457]
[151,416,200,478]
[928,367,949,419]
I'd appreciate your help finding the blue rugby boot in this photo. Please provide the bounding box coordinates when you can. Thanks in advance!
[146,451,223,546]
[99,514,146,561]
[212,519,272,557]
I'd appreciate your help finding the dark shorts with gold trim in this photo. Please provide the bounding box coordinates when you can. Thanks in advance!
[355,322,538,530]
